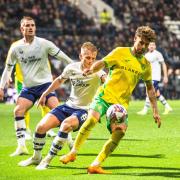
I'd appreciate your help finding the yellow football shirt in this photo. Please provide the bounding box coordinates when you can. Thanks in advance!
[97,47,152,110]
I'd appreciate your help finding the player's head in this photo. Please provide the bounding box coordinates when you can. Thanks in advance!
[80,42,98,69]
[148,42,156,52]
[20,16,36,38]
[134,26,156,56]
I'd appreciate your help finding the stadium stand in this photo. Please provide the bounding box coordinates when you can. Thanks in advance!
[0,0,179,99]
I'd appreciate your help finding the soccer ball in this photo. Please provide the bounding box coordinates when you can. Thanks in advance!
[106,104,127,124]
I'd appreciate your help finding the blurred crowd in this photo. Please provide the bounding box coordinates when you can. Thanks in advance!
[0,0,180,100]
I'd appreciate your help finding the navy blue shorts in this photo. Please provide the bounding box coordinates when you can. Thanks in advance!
[153,80,160,91]
[19,82,56,104]
[50,104,88,131]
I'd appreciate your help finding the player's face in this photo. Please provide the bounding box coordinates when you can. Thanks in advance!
[20,20,36,37]
[80,48,97,69]
[134,36,149,56]
[148,42,156,52]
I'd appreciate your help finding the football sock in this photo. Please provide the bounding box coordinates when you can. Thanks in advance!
[15,117,26,147]
[49,131,68,157]
[33,132,46,159]
[93,130,124,165]
[158,95,170,109]
[24,112,30,130]
[72,115,97,152]
[144,97,150,111]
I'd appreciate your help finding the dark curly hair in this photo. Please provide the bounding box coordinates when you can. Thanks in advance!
[135,26,156,42]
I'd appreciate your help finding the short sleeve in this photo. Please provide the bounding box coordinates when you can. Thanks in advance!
[157,52,164,63]
[103,47,120,68]
[45,39,60,57]
[6,44,17,68]
[60,64,71,79]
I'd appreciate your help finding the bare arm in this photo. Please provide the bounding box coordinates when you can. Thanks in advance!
[162,62,168,84]
[83,60,105,75]
[0,65,14,100]
[37,77,66,107]
[145,80,161,128]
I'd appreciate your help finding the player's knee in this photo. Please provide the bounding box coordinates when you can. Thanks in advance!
[111,123,127,135]
[61,122,73,133]
[14,105,26,116]
[36,123,47,134]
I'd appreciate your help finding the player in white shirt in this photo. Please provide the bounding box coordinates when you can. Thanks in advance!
[0,16,73,157]
[18,42,106,170]
[137,42,172,115]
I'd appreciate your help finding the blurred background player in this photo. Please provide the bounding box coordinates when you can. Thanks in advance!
[15,63,56,139]
[0,16,73,157]
[137,42,172,115]
[18,42,106,169]
[60,26,161,174]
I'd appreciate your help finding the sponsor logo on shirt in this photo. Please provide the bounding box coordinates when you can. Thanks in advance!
[71,79,90,87]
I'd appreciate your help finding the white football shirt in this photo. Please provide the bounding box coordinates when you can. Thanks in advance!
[4,36,72,87]
[145,50,164,81]
[60,62,106,110]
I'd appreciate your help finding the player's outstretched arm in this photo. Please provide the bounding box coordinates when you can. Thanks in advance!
[37,77,65,107]
[83,60,105,76]
[145,80,161,128]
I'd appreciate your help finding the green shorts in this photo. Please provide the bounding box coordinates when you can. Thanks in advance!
[90,96,128,133]
[15,78,23,94]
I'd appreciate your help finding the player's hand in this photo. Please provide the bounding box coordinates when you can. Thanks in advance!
[37,94,46,107]
[83,69,93,76]
[153,112,161,128]
[0,88,4,101]
[163,76,168,85]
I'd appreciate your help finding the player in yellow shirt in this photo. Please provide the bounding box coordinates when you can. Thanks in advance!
[60,26,161,174]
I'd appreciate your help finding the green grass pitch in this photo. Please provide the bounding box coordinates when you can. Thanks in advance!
[0,101,180,180]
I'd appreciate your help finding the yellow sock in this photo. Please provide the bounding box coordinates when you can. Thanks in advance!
[40,106,50,117]
[95,130,125,164]
[73,115,98,151]
[25,111,30,130]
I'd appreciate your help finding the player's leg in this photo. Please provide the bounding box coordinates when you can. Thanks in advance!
[36,112,81,170]
[10,97,33,157]
[156,89,172,114]
[60,109,99,164]
[24,111,32,140]
[15,79,32,140]
[18,113,60,167]
[40,105,56,137]
[137,96,150,115]
[60,97,108,164]
[88,115,128,174]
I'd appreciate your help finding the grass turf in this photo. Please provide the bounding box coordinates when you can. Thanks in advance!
[0,100,179,180]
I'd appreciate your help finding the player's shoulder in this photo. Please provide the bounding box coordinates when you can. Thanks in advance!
[65,61,79,69]
[143,56,151,66]
[10,39,24,49]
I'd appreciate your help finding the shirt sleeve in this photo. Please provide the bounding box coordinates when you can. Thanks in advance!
[46,40,73,64]
[157,51,164,63]
[103,47,120,68]
[142,61,152,82]
[5,44,17,66]
[0,44,16,89]
[59,64,71,79]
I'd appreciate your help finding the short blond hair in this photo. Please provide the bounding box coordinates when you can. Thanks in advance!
[135,26,156,42]
[20,16,35,27]
[81,42,98,52]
